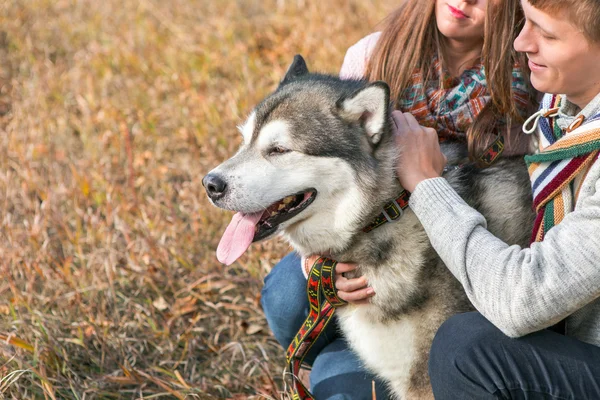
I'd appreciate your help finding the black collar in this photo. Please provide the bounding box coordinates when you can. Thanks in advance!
[362,190,411,233]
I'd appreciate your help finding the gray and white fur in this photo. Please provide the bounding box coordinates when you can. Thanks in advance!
[203,55,535,399]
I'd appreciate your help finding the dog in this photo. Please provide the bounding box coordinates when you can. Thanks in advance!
[203,55,535,399]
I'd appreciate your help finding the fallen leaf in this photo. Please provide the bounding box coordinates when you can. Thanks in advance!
[153,297,169,311]
[246,324,263,335]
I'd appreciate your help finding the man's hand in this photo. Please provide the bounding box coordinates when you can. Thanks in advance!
[392,111,447,192]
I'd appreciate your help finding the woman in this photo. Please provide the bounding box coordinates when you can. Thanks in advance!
[261,0,537,397]
[394,0,600,397]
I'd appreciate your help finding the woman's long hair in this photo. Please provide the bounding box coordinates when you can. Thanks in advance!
[364,0,536,160]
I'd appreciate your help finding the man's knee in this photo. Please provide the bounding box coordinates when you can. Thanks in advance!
[429,312,504,399]
[429,312,499,376]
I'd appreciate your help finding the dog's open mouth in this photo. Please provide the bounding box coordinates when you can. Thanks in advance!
[254,189,317,242]
[216,189,317,265]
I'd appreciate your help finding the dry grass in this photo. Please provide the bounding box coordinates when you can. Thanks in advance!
[0,0,392,398]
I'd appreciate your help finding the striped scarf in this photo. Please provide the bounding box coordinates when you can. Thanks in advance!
[524,95,600,243]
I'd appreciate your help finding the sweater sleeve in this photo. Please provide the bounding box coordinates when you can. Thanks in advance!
[409,176,600,337]
[339,32,381,80]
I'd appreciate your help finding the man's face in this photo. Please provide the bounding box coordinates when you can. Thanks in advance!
[514,0,600,108]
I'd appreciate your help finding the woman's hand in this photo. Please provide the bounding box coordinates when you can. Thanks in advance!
[334,262,375,305]
[392,111,447,192]
[305,255,375,305]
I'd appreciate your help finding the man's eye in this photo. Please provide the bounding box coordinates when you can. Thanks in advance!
[268,146,290,156]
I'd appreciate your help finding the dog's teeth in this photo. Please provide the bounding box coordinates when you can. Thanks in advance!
[283,196,293,204]
[278,203,286,210]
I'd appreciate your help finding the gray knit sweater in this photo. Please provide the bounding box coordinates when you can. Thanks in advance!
[410,91,600,345]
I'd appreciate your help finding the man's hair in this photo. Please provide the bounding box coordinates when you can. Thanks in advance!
[529,0,600,42]
[364,0,536,162]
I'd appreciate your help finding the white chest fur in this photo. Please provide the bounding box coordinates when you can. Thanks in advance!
[336,305,417,395]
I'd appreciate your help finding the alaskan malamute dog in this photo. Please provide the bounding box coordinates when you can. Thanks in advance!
[203,55,534,399]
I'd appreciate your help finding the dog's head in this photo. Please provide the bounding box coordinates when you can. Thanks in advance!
[204,55,399,264]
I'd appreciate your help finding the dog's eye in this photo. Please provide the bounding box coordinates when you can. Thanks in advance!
[268,146,290,156]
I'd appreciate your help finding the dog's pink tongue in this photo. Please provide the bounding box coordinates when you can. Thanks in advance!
[217,211,263,265]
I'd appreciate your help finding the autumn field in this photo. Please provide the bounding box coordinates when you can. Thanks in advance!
[0,0,392,398]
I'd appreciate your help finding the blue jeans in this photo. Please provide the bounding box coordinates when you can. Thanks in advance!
[261,253,389,399]
[429,312,600,399]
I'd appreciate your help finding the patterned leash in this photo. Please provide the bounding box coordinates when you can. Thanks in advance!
[478,134,505,166]
[285,256,346,399]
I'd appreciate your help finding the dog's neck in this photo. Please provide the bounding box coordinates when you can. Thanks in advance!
[361,189,410,233]
[289,185,414,262]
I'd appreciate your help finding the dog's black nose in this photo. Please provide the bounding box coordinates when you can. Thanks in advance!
[203,173,227,200]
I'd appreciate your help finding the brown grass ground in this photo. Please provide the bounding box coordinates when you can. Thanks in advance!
[0,0,393,398]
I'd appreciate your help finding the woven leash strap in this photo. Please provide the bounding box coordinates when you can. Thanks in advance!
[286,257,347,400]
[478,135,505,166]
[362,190,410,233]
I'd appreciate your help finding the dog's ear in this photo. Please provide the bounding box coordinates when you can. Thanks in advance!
[336,81,390,145]
[280,55,309,86]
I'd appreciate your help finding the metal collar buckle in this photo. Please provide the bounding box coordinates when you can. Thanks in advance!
[381,199,403,223]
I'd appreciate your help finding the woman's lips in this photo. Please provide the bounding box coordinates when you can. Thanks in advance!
[528,59,547,71]
[448,5,468,19]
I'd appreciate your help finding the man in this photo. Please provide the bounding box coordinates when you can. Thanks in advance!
[393,0,600,397]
